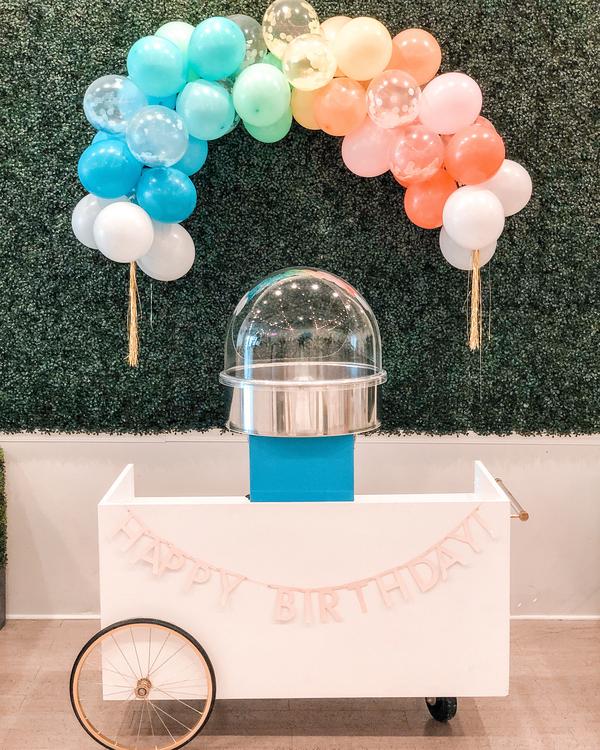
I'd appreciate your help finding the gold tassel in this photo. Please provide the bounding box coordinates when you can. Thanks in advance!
[127,261,139,367]
[468,249,482,351]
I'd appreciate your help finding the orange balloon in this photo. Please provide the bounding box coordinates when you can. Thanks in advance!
[475,115,496,131]
[388,29,441,86]
[314,78,367,136]
[404,169,457,228]
[444,124,505,184]
[291,88,321,130]
[321,16,352,77]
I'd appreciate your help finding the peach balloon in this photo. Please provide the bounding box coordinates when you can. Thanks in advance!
[419,72,482,134]
[321,16,351,76]
[388,29,441,86]
[404,169,457,228]
[314,78,367,136]
[475,115,496,131]
[291,88,320,130]
[341,116,398,177]
[444,124,505,185]
[390,124,444,184]
[333,17,392,81]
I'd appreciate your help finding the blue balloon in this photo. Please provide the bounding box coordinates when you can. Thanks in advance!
[147,93,177,108]
[188,17,246,81]
[84,75,147,135]
[176,81,235,140]
[172,136,208,175]
[136,167,197,223]
[127,36,186,98]
[92,130,125,143]
[78,139,142,199]
[126,105,189,168]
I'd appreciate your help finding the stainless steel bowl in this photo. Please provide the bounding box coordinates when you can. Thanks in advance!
[220,362,387,437]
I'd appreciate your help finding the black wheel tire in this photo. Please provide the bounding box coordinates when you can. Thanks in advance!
[69,617,217,750]
[426,697,458,722]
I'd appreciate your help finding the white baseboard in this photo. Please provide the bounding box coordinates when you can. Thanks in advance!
[5,613,600,621]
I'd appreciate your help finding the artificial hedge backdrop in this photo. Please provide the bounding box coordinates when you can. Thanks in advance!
[0,1,598,434]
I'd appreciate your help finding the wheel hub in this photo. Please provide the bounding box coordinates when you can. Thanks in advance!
[135,677,152,699]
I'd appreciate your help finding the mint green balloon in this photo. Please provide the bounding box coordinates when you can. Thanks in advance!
[155,21,194,56]
[244,108,292,143]
[232,63,290,127]
[264,51,283,72]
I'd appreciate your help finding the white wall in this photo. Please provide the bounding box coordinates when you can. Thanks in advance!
[4,431,600,617]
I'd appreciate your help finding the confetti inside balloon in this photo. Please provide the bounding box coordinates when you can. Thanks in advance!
[229,14,268,70]
[83,75,147,135]
[262,0,320,60]
[367,70,421,129]
[282,34,337,91]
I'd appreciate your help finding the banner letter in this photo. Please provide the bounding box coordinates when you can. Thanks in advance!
[374,569,410,607]
[407,557,440,593]
[219,570,246,607]
[318,589,342,623]
[346,579,370,613]
[186,559,211,591]
[435,544,464,581]
[274,589,296,623]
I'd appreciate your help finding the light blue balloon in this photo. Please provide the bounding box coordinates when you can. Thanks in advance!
[136,167,197,223]
[84,75,147,135]
[92,130,124,143]
[176,81,235,140]
[147,93,177,108]
[172,136,208,175]
[78,139,142,199]
[127,36,186,97]
[126,105,188,168]
[188,17,246,81]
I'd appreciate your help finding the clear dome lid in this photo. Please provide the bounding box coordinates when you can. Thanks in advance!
[220,268,386,390]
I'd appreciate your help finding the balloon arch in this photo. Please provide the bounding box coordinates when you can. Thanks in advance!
[71,1,532,365]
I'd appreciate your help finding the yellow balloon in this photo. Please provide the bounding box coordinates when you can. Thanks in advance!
[320,16,351,77]
[262,0,320,59]
[291,87,320,129]
[333,17,392,81]
[282,34,337,91]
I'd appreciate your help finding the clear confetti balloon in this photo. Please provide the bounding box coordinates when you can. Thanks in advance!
[229,14,268,70]
[83,75,147,135]
[126,105,189,167]
[262,0,320,60]
[367,70,421,129]
[282,34,337,90]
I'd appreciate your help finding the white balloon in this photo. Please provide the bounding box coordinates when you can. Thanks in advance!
[71,194,128,249]
[476,159,532,216]
[93,203,154,263]
[439,228,496,270]
[137,222,195,281]
[442,187,505,249]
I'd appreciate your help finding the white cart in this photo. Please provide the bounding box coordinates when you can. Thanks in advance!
[69,460,527,750]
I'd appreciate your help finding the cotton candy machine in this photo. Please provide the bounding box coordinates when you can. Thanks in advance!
[219,267,387,437]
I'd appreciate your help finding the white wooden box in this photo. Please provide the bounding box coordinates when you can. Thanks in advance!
[98,461,509,699]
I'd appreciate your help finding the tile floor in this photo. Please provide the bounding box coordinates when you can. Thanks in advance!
[0,619,598,749]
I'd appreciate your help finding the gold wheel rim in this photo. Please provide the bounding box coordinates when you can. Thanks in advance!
[72,622,213,750]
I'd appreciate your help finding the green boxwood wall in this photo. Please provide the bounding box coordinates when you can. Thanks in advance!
[0,1,598,434]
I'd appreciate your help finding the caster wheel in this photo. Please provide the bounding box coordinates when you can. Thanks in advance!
[70,618,216,750]
[425,696,458,722]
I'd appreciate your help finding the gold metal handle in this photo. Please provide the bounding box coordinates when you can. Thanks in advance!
[495,478,529,521]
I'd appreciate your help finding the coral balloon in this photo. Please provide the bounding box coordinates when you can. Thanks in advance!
[404,169,457,229]
[291,88,320,130]
[475,115,496,131]
[262,0,320,59]
[314,78,367,136]
[388,29,441,86]
[333,17,392,81]
[404,169,458,229]
[389,124,444,184]
[445,124,505,185]
[282,34,337,90]
[475,159,533,216]
[321,16,351,76]
[442,187,505,248]
[341,116,398,177]
[366,69,420,129]
[419,72,482,134]
[439,227,496,270]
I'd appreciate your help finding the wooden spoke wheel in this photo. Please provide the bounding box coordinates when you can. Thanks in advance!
[70,618,216,750]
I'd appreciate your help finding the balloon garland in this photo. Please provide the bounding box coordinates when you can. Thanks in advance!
[72,1,532,366]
